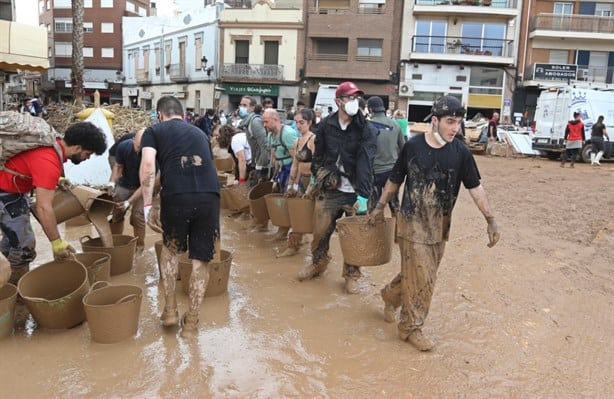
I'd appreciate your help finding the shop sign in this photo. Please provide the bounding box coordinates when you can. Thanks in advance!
[223,84,279,96]
[533,64,577,81]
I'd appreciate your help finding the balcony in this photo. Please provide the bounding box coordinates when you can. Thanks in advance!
[413,0,518,17]
[529,14,614,45]
[136,69,150,84]
[220,63,284,81]
[6,83,26,94]
[410,35,514,65]
[415,0,516,7]
[169,63,190,82]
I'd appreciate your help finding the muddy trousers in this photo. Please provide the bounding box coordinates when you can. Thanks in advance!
[111,186,145,249]
[311,191,361,279]
[0,193,36,284]
[381,238,446,335]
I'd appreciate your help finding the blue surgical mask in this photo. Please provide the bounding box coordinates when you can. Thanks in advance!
[238,106,249,118]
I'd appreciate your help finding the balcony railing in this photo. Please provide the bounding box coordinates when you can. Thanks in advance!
[169,63,190,82]
[530,13,614,34]
[412,35,514,57]
[415,0,516,7]
[6,84,26,94]
[136,69,150,84]
[220,63,284,81]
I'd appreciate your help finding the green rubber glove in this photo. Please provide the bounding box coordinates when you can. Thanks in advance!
[354,195,368,215]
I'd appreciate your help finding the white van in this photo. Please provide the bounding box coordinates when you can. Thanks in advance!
[532,85,614,162]
[314,84,339,117]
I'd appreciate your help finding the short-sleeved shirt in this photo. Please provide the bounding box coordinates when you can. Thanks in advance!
[230,132,252,164]
[269,125,296,167]
[591,123,606,138]
[389,134,481,244]
[141,119,219,197]
[0,139,65,193]
[115,139,141,190]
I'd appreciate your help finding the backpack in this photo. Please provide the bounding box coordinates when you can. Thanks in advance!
[0,111,64,178]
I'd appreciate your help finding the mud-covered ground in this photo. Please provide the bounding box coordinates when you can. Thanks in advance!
[1,155,613,398]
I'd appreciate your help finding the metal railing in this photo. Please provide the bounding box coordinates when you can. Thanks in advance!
[136,69,150,83]
[220,63,284,81]
[530,13,614,34]
[415,0,516,8]
[169,63,190,81]
[411,35,514,57]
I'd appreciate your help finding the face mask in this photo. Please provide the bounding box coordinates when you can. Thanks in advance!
[432,129,448,146]
[344,99,359,116]
[207,115,214,119]
[238,106,249,118]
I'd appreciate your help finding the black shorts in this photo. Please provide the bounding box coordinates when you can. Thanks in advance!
[161,192,220,262]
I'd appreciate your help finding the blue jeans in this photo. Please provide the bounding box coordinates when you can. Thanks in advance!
[276,163,292,193]
[0,192,36,273]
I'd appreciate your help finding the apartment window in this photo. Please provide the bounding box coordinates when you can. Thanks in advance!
[39,1,44,15]
[264,41,279,65]
[195,36,203,70]
[319,0,350,11]
[46,0,50,10]
[235,40,249,64]
[553,2,573,15]
[155,46,161,74]
[138,6,147,16]
[83,22,93,33]
[54,0,71,8]
[55,42,72,57]
[101,48,115,58]
[126,1,136,13]
[84,0,92,7]
[357,39,383,57]
[314,38,348,56]
[101,0,114,8]
[83,47,94,58]
[549,50,568,64]
[165,40,172,66]
[415,20,447,53]
[469,68,503,95]
[101,23,114,33]
[461,23,505,56]
[54,18,72,33]
[358,0,385,14]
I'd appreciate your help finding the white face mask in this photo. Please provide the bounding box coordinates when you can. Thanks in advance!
[344,99,359,116]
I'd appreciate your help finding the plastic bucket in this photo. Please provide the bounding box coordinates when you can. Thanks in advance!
[83,281,142,344]
[264,194,291,228]
[17,260,89,329]
[336,216,394,266]
[214,157,235,173]
[80,235,137,276]
[74,252,111,284]
[154,240,180,280]
[223,184,249,211]
[50,189,86,224]
[249,181,273,224]
[287,197,315,233]
[178,250,232,297]
[0,283,18,338]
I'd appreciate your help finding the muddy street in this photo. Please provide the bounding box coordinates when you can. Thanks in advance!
[1,155,613,398]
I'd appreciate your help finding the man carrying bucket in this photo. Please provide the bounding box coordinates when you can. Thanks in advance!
[370,95,500,351]
[0,121,107,285]
[140,96,220,338]
[297,82,377,294]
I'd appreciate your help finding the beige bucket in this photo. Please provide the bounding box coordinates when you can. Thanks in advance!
[0,283,18,338]
[33,186,115,225]
[214,157,235,173]
[249,181,273,224]
[83,281,142,344]
[17,260,89,329]
[178,250,232,297]
[154,240,181,280]
[287,197,315,233]
[223,184,249,211]
[74,252,111,284]
[80,235,137,276]
[336,216,394,266]
[264,194,291,228]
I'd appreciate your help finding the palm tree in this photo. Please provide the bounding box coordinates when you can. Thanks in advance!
[71,0,84,107]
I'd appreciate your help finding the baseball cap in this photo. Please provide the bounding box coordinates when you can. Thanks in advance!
[335,81,364,98]
[366,96,386,113]
[431,95,466,118]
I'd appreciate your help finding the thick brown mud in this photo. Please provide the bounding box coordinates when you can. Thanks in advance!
[1,156,613,398]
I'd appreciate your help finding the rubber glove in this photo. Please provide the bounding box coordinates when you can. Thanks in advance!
[144,204,152,224]
[51,238,76,261]
[354,195,368,215]
[486,217,500,248]
[105,181,116,195]
[284,184,299,198]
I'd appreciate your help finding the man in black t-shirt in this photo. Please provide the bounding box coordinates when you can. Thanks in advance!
[370,96,500,351]
[140,96,220,338]
[488,112,499,142]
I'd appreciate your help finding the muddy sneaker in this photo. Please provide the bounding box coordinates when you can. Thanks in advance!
[180,313,199,338]
[276,247,299,258]
[400,329,434,351]
[344,278,359,295]
[380,289,396,323]
[160,307,179,327]
[297,264,320,281]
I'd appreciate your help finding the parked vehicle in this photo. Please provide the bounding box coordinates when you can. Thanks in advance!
[314,84,339,117]
[532,85,614,162]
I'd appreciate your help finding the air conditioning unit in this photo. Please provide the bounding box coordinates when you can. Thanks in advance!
[398,82,413,97]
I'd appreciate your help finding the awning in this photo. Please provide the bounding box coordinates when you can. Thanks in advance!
[0,20,49,72]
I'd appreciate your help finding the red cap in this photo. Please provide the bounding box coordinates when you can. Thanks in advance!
[335,81,364,97]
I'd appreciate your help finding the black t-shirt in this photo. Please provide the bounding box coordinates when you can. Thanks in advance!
[109,132,136,157]
[142,119,219,197]
[488,120,498,139]
[389,134,481,243]
[115,139,141,189]
[591,123,606,138]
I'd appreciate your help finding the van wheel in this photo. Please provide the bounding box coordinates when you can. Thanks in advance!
[581,143,593,163]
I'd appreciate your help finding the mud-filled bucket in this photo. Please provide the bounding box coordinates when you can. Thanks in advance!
[49,189,86,224]
[0,283,18,338]
[178,250,232,297]
[214,157,235,173]
[154,240,180,280]
[336,216,394,266]
[74,252,111,284]
[17,260,89,329]
[265,194,291,228]
[223,184,249,211]
[80,235,137,276]
[287,197,315,233]
[83,281,142,344]
[249,181,274,224]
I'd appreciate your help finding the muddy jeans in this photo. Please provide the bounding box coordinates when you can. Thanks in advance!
[0,192,37,275]
[111,185,145,248]
[381,238,445,334]
[311,190,361,279]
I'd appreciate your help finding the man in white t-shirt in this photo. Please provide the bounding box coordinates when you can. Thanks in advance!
[230,131,252,183]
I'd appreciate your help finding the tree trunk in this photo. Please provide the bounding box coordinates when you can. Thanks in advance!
[72,0,84,108]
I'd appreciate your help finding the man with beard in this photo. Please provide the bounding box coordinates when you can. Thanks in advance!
[0,121,107,284]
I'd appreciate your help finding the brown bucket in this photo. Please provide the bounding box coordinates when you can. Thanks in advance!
[287,197,315,233]
[154,240,180,280]
[0,283,18,338]
[214,157,235,173]
[223,184,249,211]
[74,252,111,284]
[178,250,232,297]
[17,260,89,329]
[249,181,273,224]
[49,189,86,224]
[83,281,142,344]
[80,235,137,276]
[336,216,394,266]
[264,194,291,228]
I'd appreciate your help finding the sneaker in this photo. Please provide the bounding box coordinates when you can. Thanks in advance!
[344,278,359,295]
[297,264,320,281]
[400,329,434,351]
[276,247,299,258]
[180,313,199,338]
[160,307,179,327]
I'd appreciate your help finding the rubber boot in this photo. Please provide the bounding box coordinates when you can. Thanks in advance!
[133,225,146,255]
[591,152,596,165]
[297,254,331,281]
[595,151,604,165]
[159,247,179,327]
[276,233,302,258]
[344,277,359,295]
[570,158,575,168]
[400,328,435,351]
[110,221,124,235]
[9,264,29,286]
[180,260,210,338]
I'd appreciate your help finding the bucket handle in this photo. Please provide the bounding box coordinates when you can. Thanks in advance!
[115,294,138,304]
[89,280,111,293]
[80,235,93,244]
